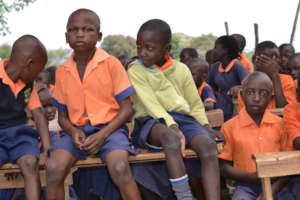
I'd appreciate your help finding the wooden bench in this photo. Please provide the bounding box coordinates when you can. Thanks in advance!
[0,109,224,199]
[254,151,300,200]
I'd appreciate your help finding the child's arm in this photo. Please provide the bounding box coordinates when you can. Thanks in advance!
[82,97,134,154]
[32,108,51,158]
[220,159,259,183]
[58,110,86,150]
[257,55,288,107]
[128,67,177,127]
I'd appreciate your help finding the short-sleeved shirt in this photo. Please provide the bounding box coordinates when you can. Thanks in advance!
[207,59,249,121]
[0,59,41,111]
[238,53,254,72]
[197,82,216,103]
[218,108,288,173]
[52,48,134,126]
[284,102,300,150]
[238,74,297,110]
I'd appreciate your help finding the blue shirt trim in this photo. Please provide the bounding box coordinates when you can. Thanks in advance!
[50,98,68,112]
[115,87,135,102]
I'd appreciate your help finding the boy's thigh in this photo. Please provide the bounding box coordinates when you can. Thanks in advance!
[100,128,137,162]
[0,147,9,166]
[50,132,88,160]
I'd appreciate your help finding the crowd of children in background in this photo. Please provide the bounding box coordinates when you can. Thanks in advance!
[1,7,300,200]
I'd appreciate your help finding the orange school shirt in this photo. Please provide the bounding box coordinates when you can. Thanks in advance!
[0,59,41,110]
[52,48,134,126]
[218,108,288,173]
[237,74,297,110]
[284,102,300,150]
[238,53,254,72]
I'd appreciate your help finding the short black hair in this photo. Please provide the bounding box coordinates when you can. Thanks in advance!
[231,33,246,52]
[205,49,214,64]
[137,19,172,44]
[216,35,240,60]
[279,43,295,53]
[255,41,278,55]
[180,48,199,58]
[68,8,101,32]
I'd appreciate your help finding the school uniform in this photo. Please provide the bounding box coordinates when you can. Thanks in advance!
[197,81,216,105]
[219,108,299,200]
[0,59,41,164]
[207,59,249,121]
[238,74,297,110]
[284,102,300,150]
[128,56,211,198]
[51,48,136,200]
[238,53,254,72]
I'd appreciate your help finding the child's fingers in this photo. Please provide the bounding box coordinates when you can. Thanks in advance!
[180,136,186,157]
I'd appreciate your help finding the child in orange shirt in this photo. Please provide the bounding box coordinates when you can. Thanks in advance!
[186,58,216,110]
[238,41,297,110]
[219,71,295,200]
[279,43,295,75]
[46,9,141,200]
[231,34,254,72]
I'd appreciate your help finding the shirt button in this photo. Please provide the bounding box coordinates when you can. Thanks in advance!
[258,137,263,140]
[89,113,93,116]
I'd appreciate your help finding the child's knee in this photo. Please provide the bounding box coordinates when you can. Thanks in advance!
[109,159,132,184]
[46,159,68,184]
[195,136,218,159]
[160,131,180,152]
[18,155,38,174]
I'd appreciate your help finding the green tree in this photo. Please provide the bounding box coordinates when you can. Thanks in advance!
[189,34,217,56]
[0,43,11,59]
[47,48,70,67]
[0,0,36,36]
[101,35,136,58]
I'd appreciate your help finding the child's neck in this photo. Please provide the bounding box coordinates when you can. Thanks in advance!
[155,57,167,67]
[249,112,264,126]
[221,57,231,68]
[74,48,96,81]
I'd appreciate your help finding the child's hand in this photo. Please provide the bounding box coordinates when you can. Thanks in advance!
[227,85,242,98]
[82,132,106,155]
[71,128,86,150]
[256,55,280,78]
[39,151,49,167]
[204,126,225,141]
[169,124,186,157]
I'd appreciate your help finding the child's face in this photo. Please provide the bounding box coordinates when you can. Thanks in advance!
[212,42,226,62]
[288,57,300,80]
[242,78,273,116]
[254,48,280,72]
[136,31,170,67]
[36,72,50,88]
[180,52,191,64]
[66,12,102,52]
[188,63,208,87]
[280,47,294,69]
[40,96,56,121]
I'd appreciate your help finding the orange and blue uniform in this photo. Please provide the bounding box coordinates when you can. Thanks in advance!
[284,102,300,150]
[218,108,294,200]
[0,59,41,164]
[51,48,137,161]
[238,74,297,110]
[197,81,216,104]
[238,53,254,72]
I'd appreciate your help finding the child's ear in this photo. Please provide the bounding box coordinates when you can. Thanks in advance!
[65,32,69,44]
[97,32,103,42]
[26,58,33,71]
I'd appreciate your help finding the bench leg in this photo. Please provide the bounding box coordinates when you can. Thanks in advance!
[261,177,273,200]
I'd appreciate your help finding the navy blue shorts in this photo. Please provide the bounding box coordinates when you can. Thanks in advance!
[51,124,137,161]
[233,176,300,200]
[0,125,39,164]
[132,112,211,152]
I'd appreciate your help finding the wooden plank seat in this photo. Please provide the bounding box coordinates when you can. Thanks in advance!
[0,109,224,199]
[254,151,300,200]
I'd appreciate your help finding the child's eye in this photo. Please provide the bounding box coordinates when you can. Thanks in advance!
[147,47,154,51]
[260,90,270,97]
[245,90,255,96]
